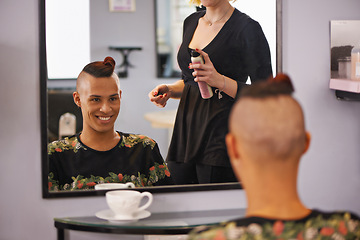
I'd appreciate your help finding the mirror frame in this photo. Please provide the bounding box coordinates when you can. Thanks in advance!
[40,0,282,198]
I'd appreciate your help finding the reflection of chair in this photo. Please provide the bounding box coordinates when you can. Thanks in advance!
[48,90,83,142]
[58,113,76,139]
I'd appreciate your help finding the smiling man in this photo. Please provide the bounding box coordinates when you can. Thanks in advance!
[48,57,173,191]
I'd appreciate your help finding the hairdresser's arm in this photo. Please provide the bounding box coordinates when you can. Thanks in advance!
[162,80,184,99]
[148,80,184,108]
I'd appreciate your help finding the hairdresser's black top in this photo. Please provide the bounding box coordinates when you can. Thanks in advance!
[167,9,272,167]
[48,132,174,191]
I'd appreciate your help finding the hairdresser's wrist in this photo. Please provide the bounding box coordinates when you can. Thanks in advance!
[215,74,226,91]
[167,80,185,99]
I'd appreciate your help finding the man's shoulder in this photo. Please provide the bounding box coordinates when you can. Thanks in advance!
[48,135,80,155]
[188,210,360,240]
[120,132,157,149]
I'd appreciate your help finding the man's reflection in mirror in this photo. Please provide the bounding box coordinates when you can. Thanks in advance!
[48,57,174,191]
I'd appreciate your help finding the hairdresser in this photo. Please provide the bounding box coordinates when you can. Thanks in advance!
[148,0,272,184]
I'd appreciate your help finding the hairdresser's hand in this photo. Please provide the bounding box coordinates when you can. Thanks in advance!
[189,49,224,89]
[148,84,170,108]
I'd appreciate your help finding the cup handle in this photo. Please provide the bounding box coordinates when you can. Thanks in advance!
[138,192,153,212]
[125,182,135,188]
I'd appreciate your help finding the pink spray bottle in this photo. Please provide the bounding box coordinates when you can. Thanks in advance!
[191,50,213,99]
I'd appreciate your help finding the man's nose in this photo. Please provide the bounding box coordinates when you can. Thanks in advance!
[100,102,111,113]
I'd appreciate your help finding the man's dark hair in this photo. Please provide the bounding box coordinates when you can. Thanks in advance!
[82,56,115,78]
[240,73,294,98]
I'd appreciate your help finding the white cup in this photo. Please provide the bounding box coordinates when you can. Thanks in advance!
[95,182,135,190]
[106,190,153,218]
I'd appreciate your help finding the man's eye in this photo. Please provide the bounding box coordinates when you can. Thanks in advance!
[110,97,118,101]
[91,98,100,102]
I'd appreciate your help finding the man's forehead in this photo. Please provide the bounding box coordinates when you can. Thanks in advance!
[77,73,120,93]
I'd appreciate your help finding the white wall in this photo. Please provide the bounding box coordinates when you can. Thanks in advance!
[0,0,359,239]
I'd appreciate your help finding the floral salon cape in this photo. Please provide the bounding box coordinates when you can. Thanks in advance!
[188,210,360,240]
[48,132,173,191]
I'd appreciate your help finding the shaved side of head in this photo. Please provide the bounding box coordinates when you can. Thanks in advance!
[228,74,308,165]
[229,95,306,162]
[76,72,120,95]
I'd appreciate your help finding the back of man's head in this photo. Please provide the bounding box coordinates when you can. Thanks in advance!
[228,74,307,164]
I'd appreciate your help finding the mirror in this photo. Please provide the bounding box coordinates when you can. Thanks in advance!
[155,0,282,78]
[40,0,282,198]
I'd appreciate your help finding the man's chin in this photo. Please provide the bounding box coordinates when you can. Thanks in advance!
[91,126,115,134]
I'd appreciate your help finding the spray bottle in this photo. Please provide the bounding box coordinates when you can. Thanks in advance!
[191,50,213,99]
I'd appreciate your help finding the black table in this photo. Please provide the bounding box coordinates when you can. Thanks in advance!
[54,208,246,240]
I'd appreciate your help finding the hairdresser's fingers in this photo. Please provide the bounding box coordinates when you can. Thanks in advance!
[197,49,210,63]
[149,86,160,100]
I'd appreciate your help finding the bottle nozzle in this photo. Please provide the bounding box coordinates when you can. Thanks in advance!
[191,49,200,57]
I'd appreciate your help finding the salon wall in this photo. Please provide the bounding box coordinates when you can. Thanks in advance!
[0,0,359,239]
[282,0,360,212]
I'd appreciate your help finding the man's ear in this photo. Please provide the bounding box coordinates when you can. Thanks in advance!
[226,133,243,181]
[303,131,311,154]
[226,133,240,162]
[73,92,81,108]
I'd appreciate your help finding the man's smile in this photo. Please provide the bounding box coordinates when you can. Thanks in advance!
[97,116,111,121]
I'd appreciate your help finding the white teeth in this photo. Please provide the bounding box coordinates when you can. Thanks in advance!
[98,116,110,121]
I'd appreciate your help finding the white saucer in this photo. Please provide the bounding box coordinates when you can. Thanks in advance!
[95,209,151,223]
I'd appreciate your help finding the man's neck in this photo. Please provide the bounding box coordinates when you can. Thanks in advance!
[244,171,310,220]
[80,128,120,151]
[246,196,311,220]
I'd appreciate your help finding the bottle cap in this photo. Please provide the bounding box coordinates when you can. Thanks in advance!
[191,50,200,57]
